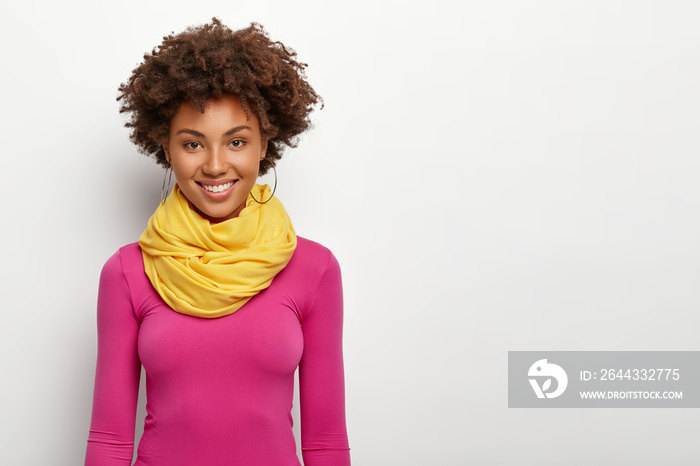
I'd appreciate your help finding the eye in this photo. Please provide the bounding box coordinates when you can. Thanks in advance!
[229,139,245,148]
[183,142,201,150]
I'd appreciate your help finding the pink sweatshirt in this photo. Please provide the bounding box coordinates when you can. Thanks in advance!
[85,237,350,465]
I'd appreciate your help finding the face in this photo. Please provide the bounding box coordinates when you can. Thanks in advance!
[165,94,267,220]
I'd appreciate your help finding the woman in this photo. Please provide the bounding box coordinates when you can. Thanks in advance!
[85,19,350,465]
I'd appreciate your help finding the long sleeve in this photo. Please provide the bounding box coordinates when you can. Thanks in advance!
[299,252,351,465]
[85,251,142,465]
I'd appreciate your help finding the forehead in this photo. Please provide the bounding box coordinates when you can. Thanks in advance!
[170,95,258,133]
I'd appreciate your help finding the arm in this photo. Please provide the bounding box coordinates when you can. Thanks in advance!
[85,251,142,465]
[299,252,351,466]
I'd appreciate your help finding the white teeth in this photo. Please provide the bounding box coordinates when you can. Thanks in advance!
[202,181,234,193]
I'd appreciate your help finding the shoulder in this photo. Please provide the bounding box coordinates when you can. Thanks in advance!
[290,236,341,277]
[101,243,144,278]
[116,242,143,263]
[287,236,342,306]
[101,243,166,320]
[288,237,343,322]
[277,236,342,310]
[101,242,135,272]
[100,243,151,302]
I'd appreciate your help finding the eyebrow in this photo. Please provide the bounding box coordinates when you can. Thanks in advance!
[175,125,251,138]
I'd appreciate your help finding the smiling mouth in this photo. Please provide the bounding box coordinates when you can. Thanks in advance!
[198,181,236,193]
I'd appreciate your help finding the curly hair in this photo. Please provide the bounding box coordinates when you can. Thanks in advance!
[117,18,321,174]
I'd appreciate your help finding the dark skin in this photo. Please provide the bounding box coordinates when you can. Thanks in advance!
[164,94,268,220]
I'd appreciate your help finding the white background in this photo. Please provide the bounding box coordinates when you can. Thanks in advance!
[1,0,699,465]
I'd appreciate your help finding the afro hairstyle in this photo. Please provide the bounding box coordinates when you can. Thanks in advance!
[117,18,321,174]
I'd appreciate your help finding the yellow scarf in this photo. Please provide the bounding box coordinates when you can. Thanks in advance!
[138,184,296,318]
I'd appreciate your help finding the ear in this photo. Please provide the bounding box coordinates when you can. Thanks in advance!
[260,139,268,160]
[163,144,171,164]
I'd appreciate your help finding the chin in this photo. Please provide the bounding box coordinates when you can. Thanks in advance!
[194,202,243,221]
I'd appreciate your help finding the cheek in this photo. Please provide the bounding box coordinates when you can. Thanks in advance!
[239,156,261,178]
[171,161,192,182]
[170,156,200,187]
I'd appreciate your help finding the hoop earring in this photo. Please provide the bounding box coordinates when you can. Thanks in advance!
[249,159,278,204]
[161,164,173,205]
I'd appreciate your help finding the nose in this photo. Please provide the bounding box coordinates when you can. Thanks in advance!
[202,146,227,176]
